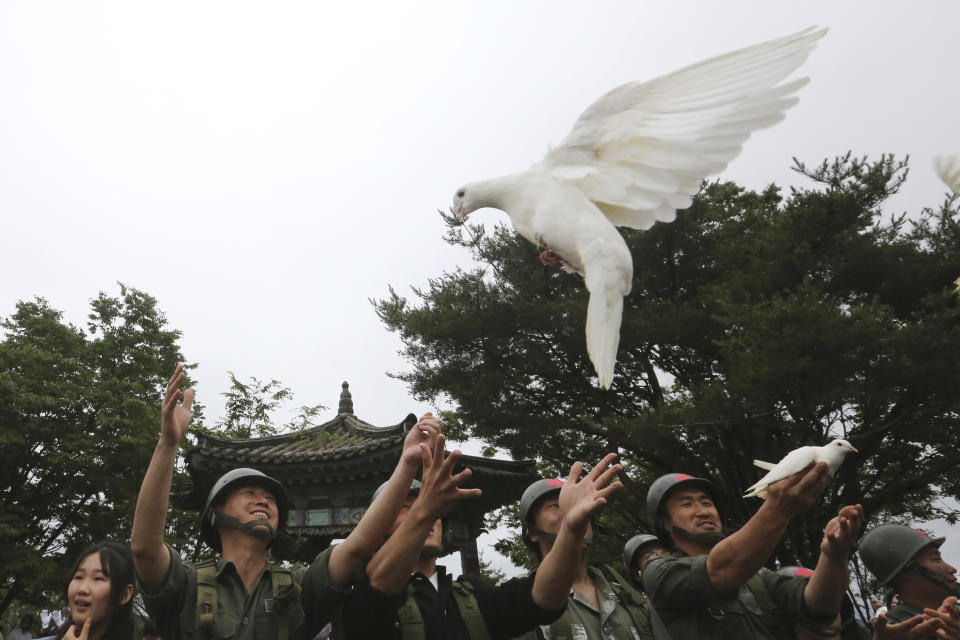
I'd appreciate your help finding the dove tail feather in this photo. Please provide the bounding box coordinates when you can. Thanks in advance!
[753,460,777,471]
[585,285,623,390]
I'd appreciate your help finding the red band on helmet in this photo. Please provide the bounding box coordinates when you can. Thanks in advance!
[793,568,814,576]
[673,474,695,481]
[546,479,564,488]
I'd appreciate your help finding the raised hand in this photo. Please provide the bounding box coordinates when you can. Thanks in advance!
[820,504,864,561]
[924,596,960,640]
[558,452,622,536]
[765,462,832,518]
[161,364,194,445]
[63,618,91,640]
[414,434,482,520]
[873,613,944,640]
[401,413,441,467]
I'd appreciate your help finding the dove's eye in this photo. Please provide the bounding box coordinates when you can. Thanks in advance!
[456,189,465,198]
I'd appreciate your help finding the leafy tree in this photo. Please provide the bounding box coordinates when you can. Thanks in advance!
[374,154,960,577]
[215,373,293,438]
[0,285,333,619]
[210,372,327,439]
[0,285,195,620]
[477,552,507,586]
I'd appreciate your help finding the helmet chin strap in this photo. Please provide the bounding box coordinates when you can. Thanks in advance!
[905,561,960,598]
[669,524,728,548]
[213,511,276,542]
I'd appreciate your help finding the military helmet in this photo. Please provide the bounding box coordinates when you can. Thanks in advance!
[646,472,720,536]
[860,524,946,585]
[200,467,289,550]
[519,478,565,535]
[371,478,422,503]
[623,533,662,575]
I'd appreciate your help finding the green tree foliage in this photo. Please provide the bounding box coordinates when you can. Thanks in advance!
[477,553,507,586]
[215,372,293,438]
[0,285,194,620]
[0,286,333,619]
[374,155,960,573]
[210,371,327,439]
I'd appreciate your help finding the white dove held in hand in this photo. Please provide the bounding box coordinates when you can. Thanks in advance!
[453,26,827,389]
[744,438,858,499]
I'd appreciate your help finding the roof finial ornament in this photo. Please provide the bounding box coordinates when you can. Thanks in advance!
[338,381,354,415]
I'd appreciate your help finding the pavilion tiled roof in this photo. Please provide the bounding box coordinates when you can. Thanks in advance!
[181,380,538,551]
[190,412,409,465]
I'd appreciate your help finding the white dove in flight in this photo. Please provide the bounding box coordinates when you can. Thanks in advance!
[452,26,827,389]
[744,438,858,499]
[934,155,960,194]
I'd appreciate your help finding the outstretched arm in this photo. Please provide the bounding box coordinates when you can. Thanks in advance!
[325,413,438,587]
[365,435,482,595]
[803,504,863,617]
[532,453,622,609]
[873,612,945,639]
[706,462,832,595]
[130,365,194,588]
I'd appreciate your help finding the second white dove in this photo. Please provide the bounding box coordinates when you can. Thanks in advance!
[744,439,857,499]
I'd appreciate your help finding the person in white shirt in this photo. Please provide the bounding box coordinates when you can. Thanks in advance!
[8,615,34,640]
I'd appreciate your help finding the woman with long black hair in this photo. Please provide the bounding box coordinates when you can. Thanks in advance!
[54,541,135,640]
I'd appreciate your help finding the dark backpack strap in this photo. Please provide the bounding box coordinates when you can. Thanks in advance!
[397,582,426,640]
[545,610,574,640]
[450,580,492,640]
[599,564,655,640]
[194,561,219,640]
[270,565,302,640]
[600,563,646,606]
[132,613,145,640]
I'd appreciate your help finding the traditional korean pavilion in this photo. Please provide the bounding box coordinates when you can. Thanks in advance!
[182,382,537,572]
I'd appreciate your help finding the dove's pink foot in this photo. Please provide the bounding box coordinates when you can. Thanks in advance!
[540,250,563,265]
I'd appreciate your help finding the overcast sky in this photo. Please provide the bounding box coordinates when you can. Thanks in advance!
[2,1,957,578]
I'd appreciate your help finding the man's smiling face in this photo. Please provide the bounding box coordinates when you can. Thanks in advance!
[665,488,722,536]
[219,484,279,530]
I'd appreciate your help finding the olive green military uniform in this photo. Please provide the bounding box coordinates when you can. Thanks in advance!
[138,544,350,640]
[884,602,925,624]
[882,602,940,638]
[513,565,670,640]
[644,551,835,640]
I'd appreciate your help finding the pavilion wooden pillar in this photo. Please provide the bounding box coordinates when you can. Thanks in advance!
[460,535,481,575]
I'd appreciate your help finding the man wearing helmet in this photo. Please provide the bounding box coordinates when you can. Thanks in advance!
[859,524,960,638]
[131,365,439,640]
[623,534,667,590]
[512,478,670,640]
[643,468,864,640]
[338,448,624,639]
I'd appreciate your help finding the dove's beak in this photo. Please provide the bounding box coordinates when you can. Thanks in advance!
[455,203,465,219]
[848,445,858,453]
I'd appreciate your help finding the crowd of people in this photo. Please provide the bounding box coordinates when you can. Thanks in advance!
[13,366,959,640]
